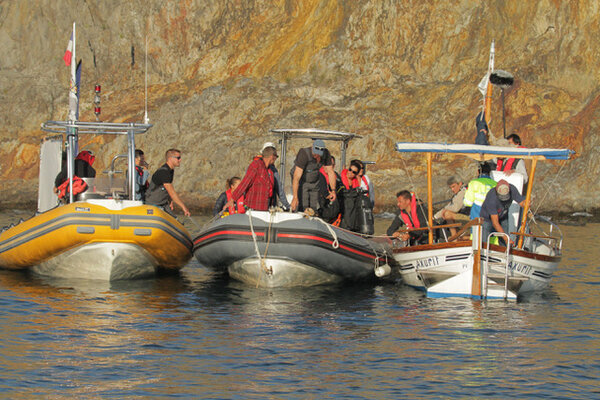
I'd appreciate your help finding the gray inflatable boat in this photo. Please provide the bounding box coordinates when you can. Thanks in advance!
[193,210,394,287]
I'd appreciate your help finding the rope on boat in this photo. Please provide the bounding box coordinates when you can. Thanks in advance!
[310,214,340,249]
[532,160,568,216]
[247,209,269,287]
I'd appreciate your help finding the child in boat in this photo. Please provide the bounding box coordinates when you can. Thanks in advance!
[213,176,243,216]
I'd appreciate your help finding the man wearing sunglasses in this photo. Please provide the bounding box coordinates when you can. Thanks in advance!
[146,148,191,217]
[291,139,337,212]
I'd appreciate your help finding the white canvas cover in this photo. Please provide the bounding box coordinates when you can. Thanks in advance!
[38,137,62,213]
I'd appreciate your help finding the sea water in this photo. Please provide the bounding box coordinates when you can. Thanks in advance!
[0,210,598,398]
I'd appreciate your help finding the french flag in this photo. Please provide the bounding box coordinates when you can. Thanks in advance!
[63,33,73,66]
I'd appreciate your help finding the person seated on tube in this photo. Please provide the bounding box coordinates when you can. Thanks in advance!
[214,176,243,216]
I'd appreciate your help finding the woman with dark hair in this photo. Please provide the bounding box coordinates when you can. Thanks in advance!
[213,176,243,216]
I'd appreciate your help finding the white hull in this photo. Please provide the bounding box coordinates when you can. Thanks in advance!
[228,257,344,288]
[32,242,158,280]
[394,242,560,299]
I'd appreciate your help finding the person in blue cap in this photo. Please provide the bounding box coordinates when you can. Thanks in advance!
[290,139,337,212]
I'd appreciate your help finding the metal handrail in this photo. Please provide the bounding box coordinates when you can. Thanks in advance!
[484,232,511,299]
[41,120,152,135]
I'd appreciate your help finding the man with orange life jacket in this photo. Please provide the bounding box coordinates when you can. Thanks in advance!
[135,149,149,201]
[386,190,429,245]
[495,133,528,185]
[213,177,244,216]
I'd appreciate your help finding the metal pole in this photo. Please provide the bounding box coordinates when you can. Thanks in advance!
[127,126,136,200]
[426,153,434,244]
[66,121,76,204]
[341,140,348,169]
[280,133,287,189]
[502,89,507,138]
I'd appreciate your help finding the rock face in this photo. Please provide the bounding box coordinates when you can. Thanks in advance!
[0,1,598,212]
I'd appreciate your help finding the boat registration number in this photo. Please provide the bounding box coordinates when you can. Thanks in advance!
[508,261,532,275]
[415,256,440,269]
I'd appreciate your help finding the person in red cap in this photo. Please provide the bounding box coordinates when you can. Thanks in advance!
[479,179,527,246]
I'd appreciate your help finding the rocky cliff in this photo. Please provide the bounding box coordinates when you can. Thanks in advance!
[0,0,598,213]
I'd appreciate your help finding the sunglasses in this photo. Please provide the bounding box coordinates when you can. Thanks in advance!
[172,155,181,160]
[314,146,325,151]
[349,169,359,174]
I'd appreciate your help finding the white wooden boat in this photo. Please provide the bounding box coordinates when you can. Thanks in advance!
[391,142,572,300]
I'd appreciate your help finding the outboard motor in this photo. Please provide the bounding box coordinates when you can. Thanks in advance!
[357,189,374,235]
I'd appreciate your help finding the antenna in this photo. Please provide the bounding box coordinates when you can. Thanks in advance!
[144,35,149,124]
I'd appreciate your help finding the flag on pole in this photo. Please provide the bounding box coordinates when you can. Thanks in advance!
[75,60,82,120]
[63,32,73,66]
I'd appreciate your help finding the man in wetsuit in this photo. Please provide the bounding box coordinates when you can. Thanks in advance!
[290,139,337,212]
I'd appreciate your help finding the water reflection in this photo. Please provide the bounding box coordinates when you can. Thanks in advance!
[0,222,598,398]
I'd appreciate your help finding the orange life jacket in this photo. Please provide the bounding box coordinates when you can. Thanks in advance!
[226,189,246,214]
[399,192,421,229]
[497,146,525,171]
[57,176,88,199]
[340,169,360,190]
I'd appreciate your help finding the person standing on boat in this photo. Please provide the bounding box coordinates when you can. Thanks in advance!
[134,149,149,201]
[358,161,375,209]
[146,148,191,217]
[464,163,497,219]
[386,190,429,245]
[479,179,526,246]
[316,155,343,224]
[257,142,290,211]
[496,134,528,185]
[290,139,337,212]
[226,145,277,211]
[338,160,362,231]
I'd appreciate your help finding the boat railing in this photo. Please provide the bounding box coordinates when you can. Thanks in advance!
[392,218,482,245]
[446,218,483,242]
[77,177,127,201]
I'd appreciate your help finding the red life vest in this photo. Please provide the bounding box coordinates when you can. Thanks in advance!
[226,189,246,214]
[497,146,525,171]
[340,168,360,190]
[319,167,330,186]
[57,176,88,199]
[399,192,421,229]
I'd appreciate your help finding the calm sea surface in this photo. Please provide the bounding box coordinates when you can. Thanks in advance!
[0,209,598,399]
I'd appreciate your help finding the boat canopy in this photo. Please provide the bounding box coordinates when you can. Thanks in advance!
[41,120,153,203]
[270,128,362,187]
[395,142,573,161]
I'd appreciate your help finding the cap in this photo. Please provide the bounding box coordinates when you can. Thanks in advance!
[312,139,326,156]
[261,142,276,152]
[496,179,510,201]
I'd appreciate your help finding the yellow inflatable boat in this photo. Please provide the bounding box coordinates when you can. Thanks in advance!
[0,121,193,280]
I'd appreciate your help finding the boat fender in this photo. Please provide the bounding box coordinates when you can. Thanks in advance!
[374,263,392,277]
